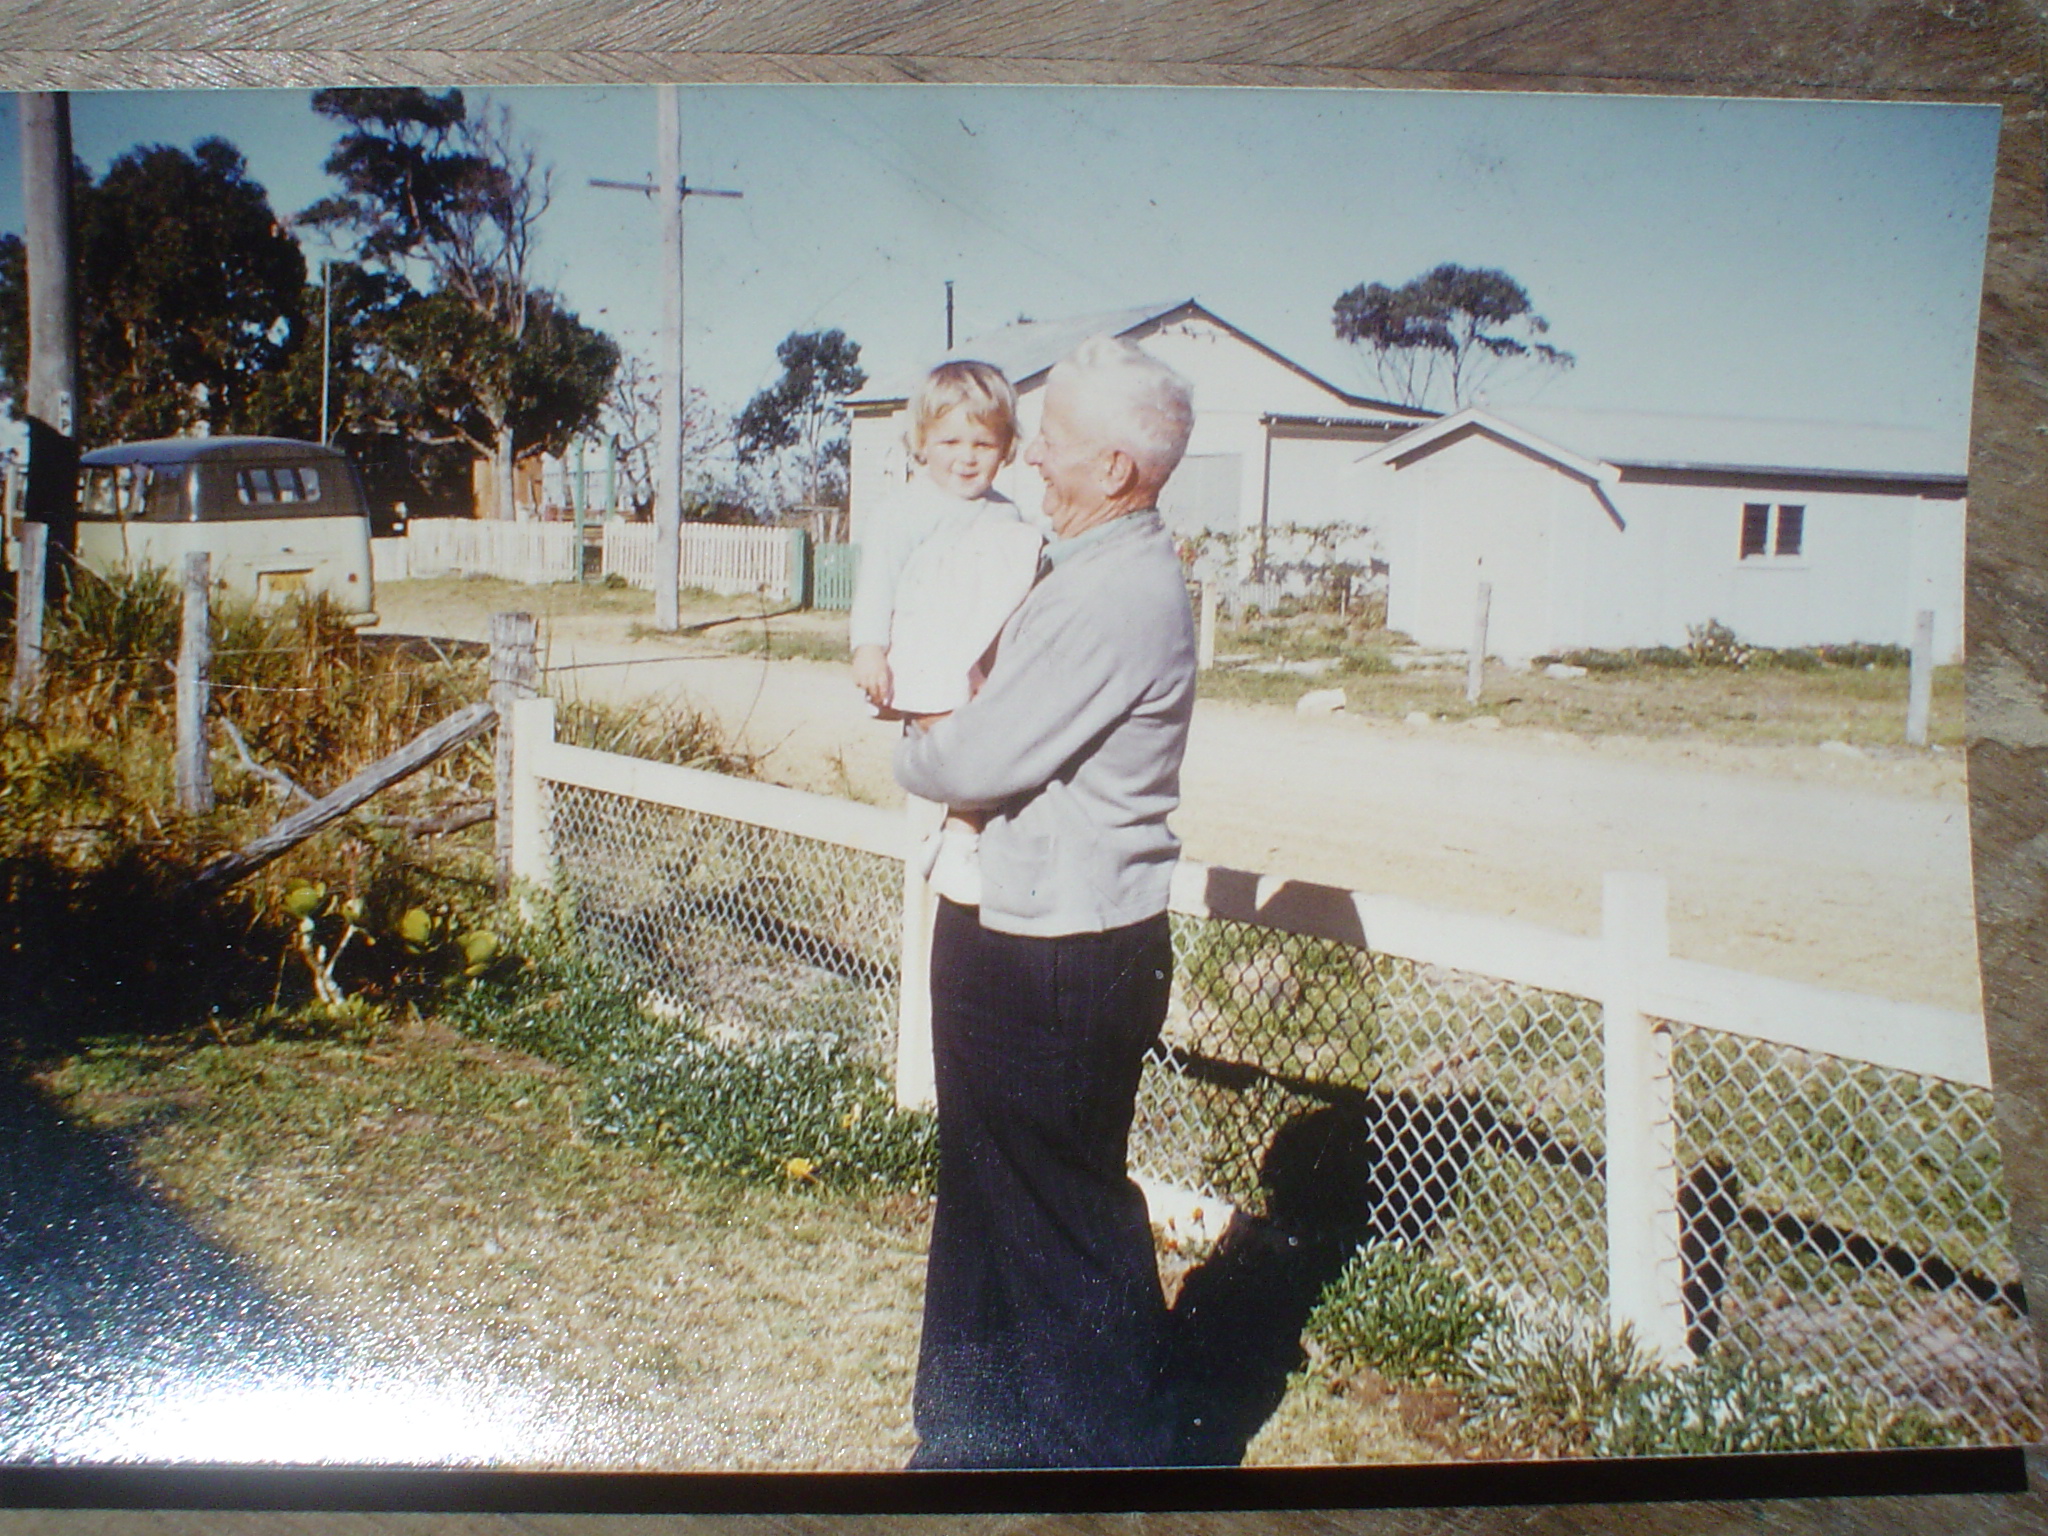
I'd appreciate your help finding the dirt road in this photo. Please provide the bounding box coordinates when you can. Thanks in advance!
[375,582,1979,1011]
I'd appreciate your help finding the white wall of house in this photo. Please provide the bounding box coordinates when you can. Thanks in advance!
[848,312,1413,548]
[1372,430,1966,661]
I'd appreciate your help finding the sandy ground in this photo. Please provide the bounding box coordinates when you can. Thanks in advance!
[373,580,1980,1012]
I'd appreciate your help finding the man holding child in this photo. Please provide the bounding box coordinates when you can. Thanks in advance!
[880,334,1200,1469]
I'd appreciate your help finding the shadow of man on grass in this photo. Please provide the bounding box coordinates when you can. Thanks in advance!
[1162,1090,1498,1465]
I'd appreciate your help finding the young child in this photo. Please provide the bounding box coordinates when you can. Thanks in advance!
[848,359,1045,905]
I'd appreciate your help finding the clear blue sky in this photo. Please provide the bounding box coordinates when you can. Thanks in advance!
[0,85,2001,443]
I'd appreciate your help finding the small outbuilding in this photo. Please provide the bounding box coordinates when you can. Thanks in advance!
[1357,405,1968,663]
[843,299,1431,557]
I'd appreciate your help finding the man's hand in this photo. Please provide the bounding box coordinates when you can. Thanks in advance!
[852,644,893,707]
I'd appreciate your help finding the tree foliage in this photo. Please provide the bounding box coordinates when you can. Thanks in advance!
[735,328,866,509]
[1332,263,1573,410]
[299,88,616,517]
[602,354,735,520]
[0,138,307,443]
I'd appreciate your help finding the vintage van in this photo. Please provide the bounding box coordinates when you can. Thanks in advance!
[75,437,376,620]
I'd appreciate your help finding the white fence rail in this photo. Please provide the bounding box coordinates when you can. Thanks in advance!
[503,695,2037,1436]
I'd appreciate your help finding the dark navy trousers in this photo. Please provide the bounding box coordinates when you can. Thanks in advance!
[909,898,1181,1469]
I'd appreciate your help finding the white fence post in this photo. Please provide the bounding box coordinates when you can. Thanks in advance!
[509,695,557,890]
[9,520,45,720]
[491,611,540,895]
[1602,870,1688,1363]
[1466,580,1491,705]
[1198,581,1218,671]
[895,801,938,1112]
[1906,608,1935,747]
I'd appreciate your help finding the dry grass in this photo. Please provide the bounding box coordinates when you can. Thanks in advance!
[39,1012,933,1470]
[1200,612,1963,748]
[31,1005,1448,1470]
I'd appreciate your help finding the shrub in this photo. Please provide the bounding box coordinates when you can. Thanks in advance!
[1305,1243,1503,1383]
[1685,619,1753,669]
[447,903,935,1194]
[1461,1316,1962,1457]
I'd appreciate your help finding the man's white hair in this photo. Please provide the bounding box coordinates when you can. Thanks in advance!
[1049,334,1195,490]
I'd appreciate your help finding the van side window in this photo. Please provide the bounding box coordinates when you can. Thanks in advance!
[236,466,323,506]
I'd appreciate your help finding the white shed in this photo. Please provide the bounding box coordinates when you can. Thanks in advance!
[844,299,1431,565]
[1358,406,1968,662]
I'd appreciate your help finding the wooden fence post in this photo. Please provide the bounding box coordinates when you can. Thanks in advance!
[491,611,539,895]
[1906,608,1935,748]
[789,525,812,608]
[1602,870,1689,1363]
[508,695,556,890]
[895,799,938,1112]
[1198,581,1218,671]
[1466,580,1491,705]
[9,520,46,720]
[175,551,213,814]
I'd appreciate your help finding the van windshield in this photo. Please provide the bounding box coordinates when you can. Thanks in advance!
[81,465,183,520]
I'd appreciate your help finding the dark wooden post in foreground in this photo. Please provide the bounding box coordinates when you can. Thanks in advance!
[9,521,46,720]
[176,552,213,814]
[19,93,79,605]
[491,611,540,893]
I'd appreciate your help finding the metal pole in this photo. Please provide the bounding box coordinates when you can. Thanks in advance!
[1906,608,1935,747]
[19,93,78,607]
[945,279,955,351]
[176,552,214,814]
[654,85,684,632]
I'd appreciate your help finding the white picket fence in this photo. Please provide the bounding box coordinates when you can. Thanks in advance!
[374,519,794,601]
[498,692,2042,1447]
[601,522,794,600]
[383,520,581,585]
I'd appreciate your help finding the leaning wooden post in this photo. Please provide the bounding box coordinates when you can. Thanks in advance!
[175,552,213,814]
[9,520,46,720]
[1906,608,1935,748]
[894,798,938,1112]
[1602,871,1688,1363]
[1465,580,1491,705]
[490,611,539,895]
[1198,581,1218,671]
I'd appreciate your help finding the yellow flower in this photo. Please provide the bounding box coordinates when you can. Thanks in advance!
[782,1157,817,1183]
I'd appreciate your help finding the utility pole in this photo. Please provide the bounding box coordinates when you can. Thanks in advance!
[320,258,333,444]
[591,86,742,632]
[945,279,955,351]
[18,93,78,607]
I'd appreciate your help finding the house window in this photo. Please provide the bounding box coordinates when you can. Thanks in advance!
[1740,502,1803,560]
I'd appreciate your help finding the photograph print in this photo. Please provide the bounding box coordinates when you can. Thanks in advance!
[0,80,2034,1479]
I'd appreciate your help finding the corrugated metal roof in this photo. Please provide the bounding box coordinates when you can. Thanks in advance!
[1490,405,1965,480]
[850,299,1191,405]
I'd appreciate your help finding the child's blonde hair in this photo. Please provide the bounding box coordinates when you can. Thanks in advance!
[905,359,1019,462]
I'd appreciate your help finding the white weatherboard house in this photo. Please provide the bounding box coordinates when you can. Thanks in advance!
[1358,406,1968,663]
[844,299,1431,554]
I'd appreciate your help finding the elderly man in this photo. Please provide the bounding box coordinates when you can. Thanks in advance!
[894,334,1199,1469]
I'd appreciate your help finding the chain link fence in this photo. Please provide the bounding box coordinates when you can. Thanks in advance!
[514,705,2039,1444]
